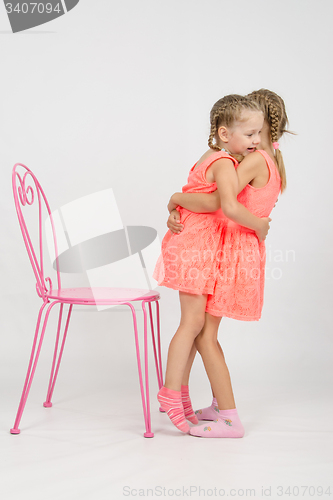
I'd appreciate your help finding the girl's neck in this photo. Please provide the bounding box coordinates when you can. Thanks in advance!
[258,130,275,161]
[257,121,276,159]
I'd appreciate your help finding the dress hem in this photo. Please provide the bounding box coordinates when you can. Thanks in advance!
[157,282,261,321]
[206,308,261,321]
[156,281,213,296]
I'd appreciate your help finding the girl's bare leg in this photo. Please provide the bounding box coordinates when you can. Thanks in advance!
[164,292,207,391]
[211,341,224,398]
[159,292,207,432]
[195,313,236,410]
[180,314,221,423]
[182,313,223,394]
[181,343,197,387]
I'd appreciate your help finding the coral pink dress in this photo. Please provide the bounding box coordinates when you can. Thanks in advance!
[153,150,281,321]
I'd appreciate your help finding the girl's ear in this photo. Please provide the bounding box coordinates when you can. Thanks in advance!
[217,126,229,143]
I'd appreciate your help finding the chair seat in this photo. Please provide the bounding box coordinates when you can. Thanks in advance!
[46,287,160,304]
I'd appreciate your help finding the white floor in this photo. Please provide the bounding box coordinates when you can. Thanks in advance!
[1,372,332,500]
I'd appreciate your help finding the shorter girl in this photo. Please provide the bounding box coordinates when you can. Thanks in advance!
[154,95,272,433]
[165,89,289,437]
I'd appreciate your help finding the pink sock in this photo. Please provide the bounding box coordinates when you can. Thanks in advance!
[157,386,190,433]
[195,397,219,420]
[181,385,199,424]
[189,408,244,438]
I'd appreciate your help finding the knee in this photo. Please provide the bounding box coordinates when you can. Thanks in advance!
[180,313,206,338]
[194,330,206,353]
[194,314,206,337]
[195,329,217,353]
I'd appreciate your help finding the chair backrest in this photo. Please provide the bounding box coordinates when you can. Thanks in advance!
[12,163,61,299]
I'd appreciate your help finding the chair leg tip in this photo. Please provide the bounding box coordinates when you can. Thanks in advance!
[10,428,20,434]
[144,432,154,438]
[43,402,52,408]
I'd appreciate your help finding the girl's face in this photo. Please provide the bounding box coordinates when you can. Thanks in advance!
[219,110,263,156]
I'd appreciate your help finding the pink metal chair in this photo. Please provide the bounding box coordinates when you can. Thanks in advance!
[10,163,163,437]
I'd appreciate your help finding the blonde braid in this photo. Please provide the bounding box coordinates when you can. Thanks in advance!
[266,98,280,142]
[208,109,224,151]
[264,95,287,192]
[248,89,290,193]
[269,100,287,192]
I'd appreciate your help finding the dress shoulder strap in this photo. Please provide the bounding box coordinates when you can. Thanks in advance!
[192,150,238,172]
[184,151,239,193]
[255,149,281,189]
[203,151,238,183]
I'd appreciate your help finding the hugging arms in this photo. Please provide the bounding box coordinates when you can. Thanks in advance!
[166,150,272,240]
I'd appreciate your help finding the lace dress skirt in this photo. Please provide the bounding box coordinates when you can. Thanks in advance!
[205,222,266,320]
[153,207,227,295]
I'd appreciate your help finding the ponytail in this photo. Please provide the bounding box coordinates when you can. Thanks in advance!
[247,89,292,194]
[274,148,286,193]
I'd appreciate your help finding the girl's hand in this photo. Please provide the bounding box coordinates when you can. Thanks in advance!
[255,217,272,243]
[167,209,183,234]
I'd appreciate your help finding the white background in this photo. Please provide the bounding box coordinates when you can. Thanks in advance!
[0,1,332,499]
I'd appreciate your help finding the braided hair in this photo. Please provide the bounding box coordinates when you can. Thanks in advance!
[247,89,290,192]
[208,94,262,152]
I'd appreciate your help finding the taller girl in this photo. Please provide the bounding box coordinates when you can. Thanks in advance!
[154,95,273,434]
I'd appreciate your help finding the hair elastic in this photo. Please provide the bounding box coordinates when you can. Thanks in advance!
[272,142,280,150]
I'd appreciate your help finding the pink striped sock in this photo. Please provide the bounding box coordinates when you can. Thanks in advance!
[157,386,190,433]
[189,408,244,438]
[181,385,199,424]
[195,397,219,421]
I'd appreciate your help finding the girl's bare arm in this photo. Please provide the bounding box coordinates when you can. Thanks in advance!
[167,191,220,214]
[211,158,270,242]
[166,152,272,237]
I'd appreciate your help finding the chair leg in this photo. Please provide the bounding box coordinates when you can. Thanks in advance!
[126,302,154,438]
[10,300,60,434]
[148,301,163,389]
[43,304,73,408]
[142,301,153,437]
